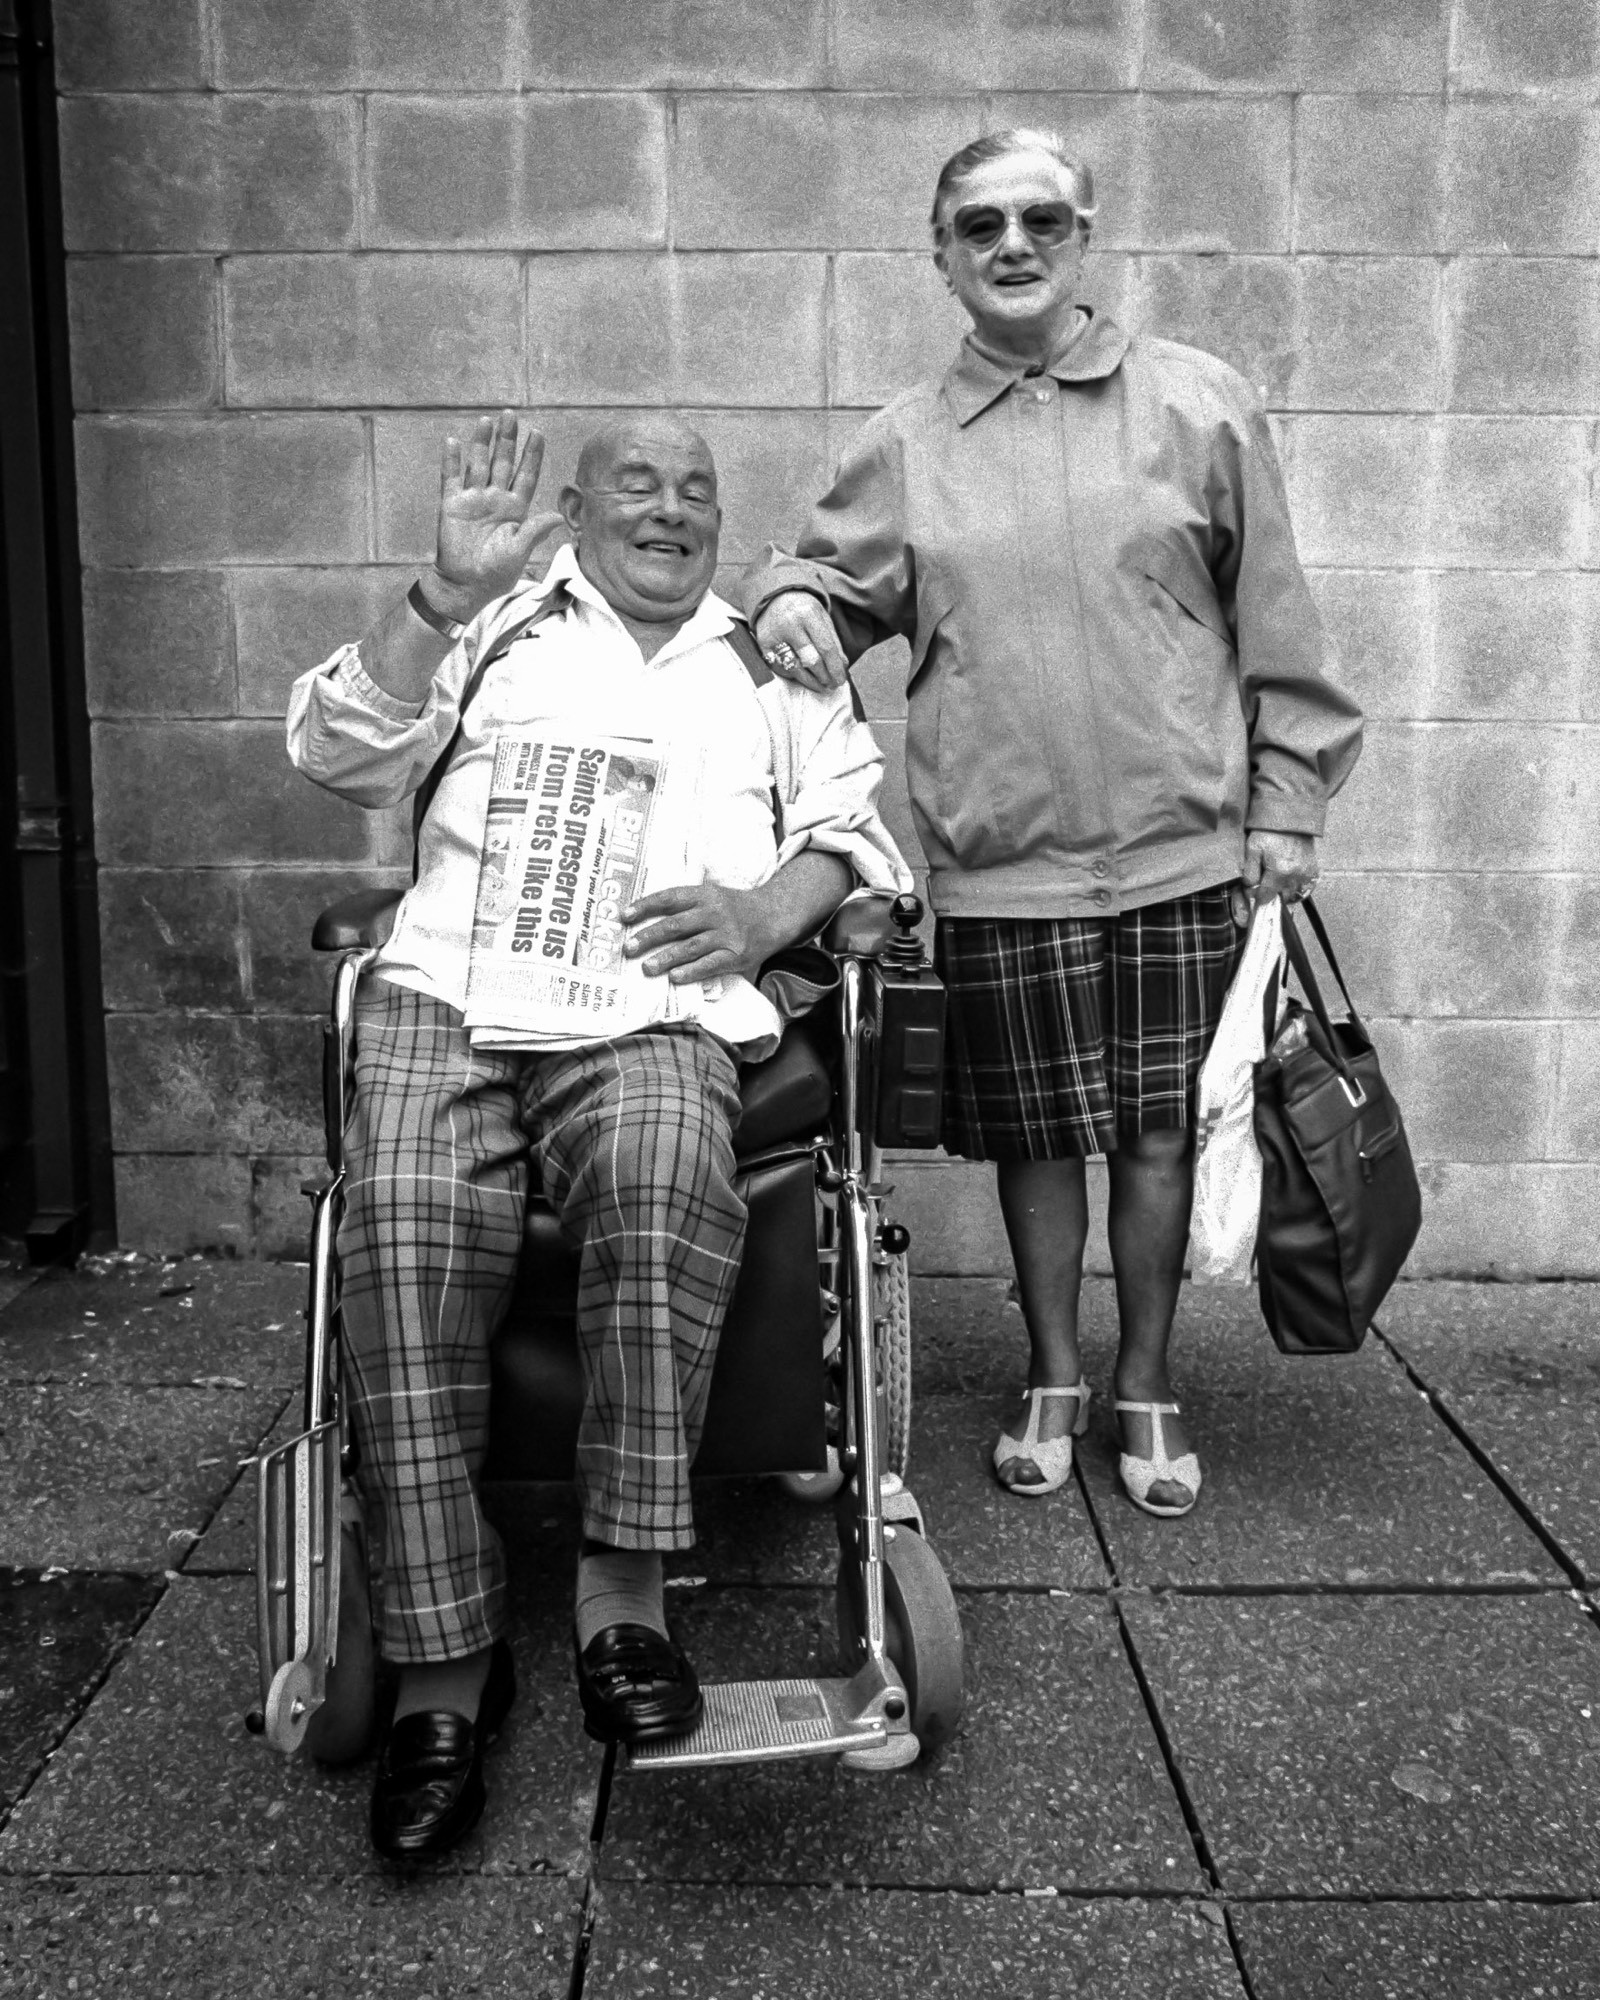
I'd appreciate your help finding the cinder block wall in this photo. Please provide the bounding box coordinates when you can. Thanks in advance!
[58,0,1600,1273]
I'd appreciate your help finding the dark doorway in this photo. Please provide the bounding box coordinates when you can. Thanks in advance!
[0,0,113,1258]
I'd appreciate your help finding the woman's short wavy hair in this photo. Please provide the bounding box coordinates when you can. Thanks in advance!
[929,129,1098,243]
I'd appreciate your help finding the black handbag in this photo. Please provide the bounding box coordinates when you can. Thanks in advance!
[1253,898,1422,1355]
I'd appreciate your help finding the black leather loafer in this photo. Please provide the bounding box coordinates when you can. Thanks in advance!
[574,1622,703,1745]
[370,1639,516,1861]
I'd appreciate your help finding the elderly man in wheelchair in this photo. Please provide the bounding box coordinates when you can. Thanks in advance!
[272,408,960,1861]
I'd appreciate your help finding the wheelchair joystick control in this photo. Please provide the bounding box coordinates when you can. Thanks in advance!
[884,894,927,971]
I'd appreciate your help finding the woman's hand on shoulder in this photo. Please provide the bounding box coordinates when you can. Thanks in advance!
[755,592,849,691]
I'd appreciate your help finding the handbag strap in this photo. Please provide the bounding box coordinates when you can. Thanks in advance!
[1279,902,1365,1097]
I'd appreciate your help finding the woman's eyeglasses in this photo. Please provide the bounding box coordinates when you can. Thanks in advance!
[949,201,1078,250]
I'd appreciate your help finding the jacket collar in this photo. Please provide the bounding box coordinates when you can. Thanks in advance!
[941,309,1131,427]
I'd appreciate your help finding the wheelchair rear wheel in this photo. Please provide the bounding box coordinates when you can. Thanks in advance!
[835,1524,965,1757]
[877,1248,911,1482]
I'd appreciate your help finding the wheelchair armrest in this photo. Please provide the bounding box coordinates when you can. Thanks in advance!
[820,891,898,960]
[312,889,405,953]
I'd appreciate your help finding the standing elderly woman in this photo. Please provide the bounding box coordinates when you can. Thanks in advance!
[746,130,1362,1516]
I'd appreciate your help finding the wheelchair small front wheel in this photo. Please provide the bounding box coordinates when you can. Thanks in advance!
[835,1526,965,1758]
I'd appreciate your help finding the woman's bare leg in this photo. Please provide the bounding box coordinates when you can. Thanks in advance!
[995,1157,1090,1483]
[1106,1126,1196,1508]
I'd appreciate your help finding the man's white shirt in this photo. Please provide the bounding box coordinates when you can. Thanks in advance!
[286,545,909,1057]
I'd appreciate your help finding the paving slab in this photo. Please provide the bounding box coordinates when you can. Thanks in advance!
[1073,1337,1557,1589]
[0,1574,601,1879]
[183,1400,299,1575]
[1122,1591,1600,1898]
[0,1570,162,1813]
[0,1259,304,1387]
[586,1884,1245,1998]
[1378,1286,1600,1581]
[1,1380,287,1571]
[911,1393,1107,1590]
[0,1873,579,2000]
[600,1589,1202,1893]
[1234,1898,1600,2000]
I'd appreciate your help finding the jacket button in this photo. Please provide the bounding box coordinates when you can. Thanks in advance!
[1092,859,1108,877]
[1093,888,1111,906]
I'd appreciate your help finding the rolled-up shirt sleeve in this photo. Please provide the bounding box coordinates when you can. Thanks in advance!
[1212,402,1364,837]
[763,678,911,893]
[742,420,916,663]
[285,623,484,810]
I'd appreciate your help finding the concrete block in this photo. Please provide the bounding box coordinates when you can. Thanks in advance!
[833,254,969,407]
[1368,1018,1557,1163]
[66,256,218,411]
[374,406,832,566]
[984,94,1143,250]
[215,0,521,89]
[1444,258,1600,413]
[111,1154,254,1257]
[1138,254,1298,402]
[97,868,246,1012]
[241,867,408,1012]
[892,1158,1114,1277]
[1281,415,1588,568]
[54,0,208,90]
[1292,97,1446,252]
[674,94,983,250]
[1405,1164,1600,1277]
[92,720,376,866]
[1450,0,1600,95]
[223,255,522,407]
[1286,257,1439,411]
[1136,97,1293,252]
[75,415,367,566]
[1310,568,1594,722]
[515,0,826,88]
[58,95,357,252]
[1431,570,1594,721]
[526,252,826,407]
[1551,1022,1600,1160]
[1323,719,1597,872]
[233,567,409,717]
[1306,569,1434,721]
[836,0,1140,90]
[1442,103,1600,254]
[252,1156,334,1260]
[82,569,232,717]
[365,94,667,251]
[106,1014,321,1153]
[1145,0,1444,91]
[1311,869,1595,1020]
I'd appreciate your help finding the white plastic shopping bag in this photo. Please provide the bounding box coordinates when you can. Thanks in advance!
[1187,899,1286,1283]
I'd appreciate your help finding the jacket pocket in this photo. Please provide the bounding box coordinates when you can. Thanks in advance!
[1140,555,1239,835]
[1142,541,1233,645]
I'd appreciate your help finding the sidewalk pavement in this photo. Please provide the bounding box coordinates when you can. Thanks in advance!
[1,1259,1597,1998]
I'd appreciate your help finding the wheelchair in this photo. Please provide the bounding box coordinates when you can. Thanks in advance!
[252,886,965,1776]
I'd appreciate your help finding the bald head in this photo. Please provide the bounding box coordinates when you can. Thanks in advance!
[559,417,722,628]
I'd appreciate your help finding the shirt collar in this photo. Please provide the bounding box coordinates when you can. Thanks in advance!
[941,308,1132,427]
[532,542,737,663]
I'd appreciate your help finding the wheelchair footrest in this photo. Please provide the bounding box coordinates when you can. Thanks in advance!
[625,1677,888,1772]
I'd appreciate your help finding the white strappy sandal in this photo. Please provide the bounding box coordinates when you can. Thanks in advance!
[993,1381,1091,1496]
[1115,1400,1202,1518]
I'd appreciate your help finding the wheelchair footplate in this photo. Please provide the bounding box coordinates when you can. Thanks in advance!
[626,1657,917,1774]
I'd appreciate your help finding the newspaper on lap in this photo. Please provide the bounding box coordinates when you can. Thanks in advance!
[464,731,708,1048]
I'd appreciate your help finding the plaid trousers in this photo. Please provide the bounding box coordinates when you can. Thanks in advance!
[339,979,746,1664]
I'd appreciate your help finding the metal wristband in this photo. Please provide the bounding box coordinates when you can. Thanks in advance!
[406,578,467,642]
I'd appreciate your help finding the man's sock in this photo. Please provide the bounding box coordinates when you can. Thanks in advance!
[392,1647,493,1723]
[575,1539,667,1649]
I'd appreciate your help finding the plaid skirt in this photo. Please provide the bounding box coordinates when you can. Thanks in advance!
[936,886,1245,1161]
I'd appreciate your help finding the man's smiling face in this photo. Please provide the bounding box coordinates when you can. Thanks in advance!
[934,151,1086,348]
[561,419,721,625]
